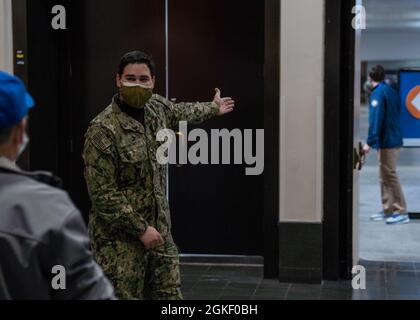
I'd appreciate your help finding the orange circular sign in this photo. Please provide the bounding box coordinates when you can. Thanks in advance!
[406,85,420,120]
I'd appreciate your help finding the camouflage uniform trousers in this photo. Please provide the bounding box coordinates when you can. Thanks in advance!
[91,231,182,300]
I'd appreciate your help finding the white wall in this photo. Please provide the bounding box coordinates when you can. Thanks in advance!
[0,0,13,73]
[361,29,420,61]
[280,0,325,222]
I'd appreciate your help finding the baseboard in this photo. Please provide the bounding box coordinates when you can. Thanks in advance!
[278,222,323,284]
[179,254,264,266]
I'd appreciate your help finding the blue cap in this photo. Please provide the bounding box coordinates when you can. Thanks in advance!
[0,71,35,129]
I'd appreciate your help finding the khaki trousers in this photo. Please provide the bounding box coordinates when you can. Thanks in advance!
[378,148,407,214]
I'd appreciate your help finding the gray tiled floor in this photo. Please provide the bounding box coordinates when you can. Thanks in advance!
[180,263,420,300]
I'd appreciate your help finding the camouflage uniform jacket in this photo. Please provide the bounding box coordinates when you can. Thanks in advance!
[83,94,219,247]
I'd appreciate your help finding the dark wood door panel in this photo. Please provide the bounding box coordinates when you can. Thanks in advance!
[168,0,265,255]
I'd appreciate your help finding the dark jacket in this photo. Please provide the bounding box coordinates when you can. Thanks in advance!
[367,82,403,149]
[0,159,115,300]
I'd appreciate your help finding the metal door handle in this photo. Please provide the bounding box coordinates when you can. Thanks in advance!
[358,141,366,171]
[353,147,360,170]
[353,141,366,171]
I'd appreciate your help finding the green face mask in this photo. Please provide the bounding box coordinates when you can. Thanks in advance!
[119,82,153,109]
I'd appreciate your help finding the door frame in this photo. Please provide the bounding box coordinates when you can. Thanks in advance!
[263,0,280,279]
[323,0,357,280]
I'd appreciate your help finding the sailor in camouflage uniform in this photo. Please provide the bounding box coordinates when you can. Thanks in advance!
[82,51,235,300]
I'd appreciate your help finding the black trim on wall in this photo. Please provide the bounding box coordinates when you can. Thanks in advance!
[12,0,29,170]
[12,0,27,83]
[340,0,357,281]
[323,0,356,281]
[23,0,72,191]
[279,222,323,284]
[264,0,280,279]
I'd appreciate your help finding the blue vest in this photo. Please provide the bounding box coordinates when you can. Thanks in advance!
[367,82,403,149]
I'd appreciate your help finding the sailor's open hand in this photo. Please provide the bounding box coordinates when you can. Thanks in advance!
[213,88,235,116]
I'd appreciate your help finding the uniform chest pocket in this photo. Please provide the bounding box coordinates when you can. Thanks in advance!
[120,145,144,163]
[117,137,147,187]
